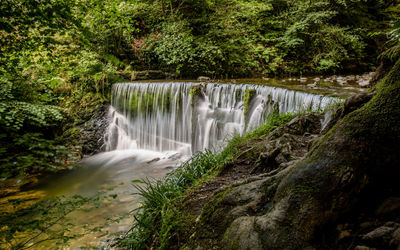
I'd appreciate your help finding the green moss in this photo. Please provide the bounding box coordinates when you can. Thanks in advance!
[222,224,241,249]
[235,88,242,101]
[128,92,139,115]
[62,127,81,144]
[243,89,256,127]
[189,84,204,105]
[188,187,234,247]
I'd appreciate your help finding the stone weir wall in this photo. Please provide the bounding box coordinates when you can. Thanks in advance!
[104,82,341,155]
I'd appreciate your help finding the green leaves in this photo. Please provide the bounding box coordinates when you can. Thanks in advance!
[0,132,73,177]
[0,101,63,131]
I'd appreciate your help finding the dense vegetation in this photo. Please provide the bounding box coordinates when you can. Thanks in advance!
[0,0,399,180]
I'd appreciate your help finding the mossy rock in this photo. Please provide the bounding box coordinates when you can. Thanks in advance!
[189,84,205,105]
[243,89,256,126]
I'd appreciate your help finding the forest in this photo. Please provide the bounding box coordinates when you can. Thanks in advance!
[1,0,400,249]
[1,0,398,178]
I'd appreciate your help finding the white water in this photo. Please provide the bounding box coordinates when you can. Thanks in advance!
[105,82,340,155]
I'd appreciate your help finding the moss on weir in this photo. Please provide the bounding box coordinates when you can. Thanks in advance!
[189,84,204,105]
[243,89,256,127]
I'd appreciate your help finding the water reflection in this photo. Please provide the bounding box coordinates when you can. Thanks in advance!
[30,149,183,248]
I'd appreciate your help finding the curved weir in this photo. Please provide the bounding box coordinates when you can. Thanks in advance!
[105,82,341,155]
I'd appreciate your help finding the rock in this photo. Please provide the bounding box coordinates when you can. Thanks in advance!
[338,230,351,240]
[391,227,400,246]
[370,59,394,86]
[307,83,317,88]
[146,158,160,164]
[131,70,165,80]
[299,77,307,83]
[346,75,356,81]
[324,76,335,82]
[283,113,322,135]
[222,217,262,250]
[80,105,110,155]
[358,79,370,87]
[356,72,374,87]
[363,226,395,241]
[252,147,281,174]
[168,153,181,160]
[354,246,375,250]
[343,92,375,115]
[362,223,400,246]
[376,197,400,215]
[197,76,211,81]
[154,60,400,250]
[337,76,347,85]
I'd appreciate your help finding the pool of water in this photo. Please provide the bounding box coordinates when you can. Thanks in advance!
[1,149,183,249]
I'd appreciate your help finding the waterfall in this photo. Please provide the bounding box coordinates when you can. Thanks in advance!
[104,82,341,155]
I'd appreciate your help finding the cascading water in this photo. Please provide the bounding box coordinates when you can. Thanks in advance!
[105,82,341,155]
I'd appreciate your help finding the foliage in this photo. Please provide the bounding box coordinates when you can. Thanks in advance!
[146,21,196,76]
[380,21,400,62]
[0,0,126,177]
[81,0,140,58]
[127,0,398,77]
[0,133,74,178]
